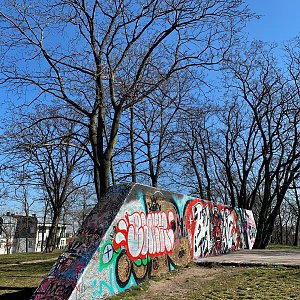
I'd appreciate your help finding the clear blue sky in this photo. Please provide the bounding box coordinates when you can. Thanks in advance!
[245,0,300,42]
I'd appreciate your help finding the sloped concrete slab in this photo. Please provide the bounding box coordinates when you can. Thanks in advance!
[31,183,257,299]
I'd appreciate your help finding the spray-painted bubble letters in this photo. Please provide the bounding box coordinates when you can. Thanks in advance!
[113,211,175,260]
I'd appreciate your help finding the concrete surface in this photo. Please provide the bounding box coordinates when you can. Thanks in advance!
[32,183,257,300]
[195,249,300,267]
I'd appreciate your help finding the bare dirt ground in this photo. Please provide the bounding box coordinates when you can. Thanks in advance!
[117,265,238,300]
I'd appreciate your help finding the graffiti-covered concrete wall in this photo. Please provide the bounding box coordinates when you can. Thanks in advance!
[31,183,256,300]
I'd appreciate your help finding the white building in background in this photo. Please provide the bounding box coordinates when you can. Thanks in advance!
[35,222,72,252]
[0,212,72,254]
[0,213,37,254]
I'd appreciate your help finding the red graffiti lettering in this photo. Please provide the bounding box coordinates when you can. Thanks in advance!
[113,211,175,260]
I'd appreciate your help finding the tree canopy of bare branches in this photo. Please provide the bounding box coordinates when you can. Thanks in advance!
[0,0,252,204]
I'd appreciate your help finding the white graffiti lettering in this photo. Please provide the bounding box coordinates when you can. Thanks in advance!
[113,211,175,259]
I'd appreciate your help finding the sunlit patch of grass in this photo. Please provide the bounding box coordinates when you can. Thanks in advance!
[191,266,300,300]
[0,249,63,265]
[0,261,54,296]
[267,244,300,250]
[108,265,300,300]
[1,250,299,300]
[0,251,62,297]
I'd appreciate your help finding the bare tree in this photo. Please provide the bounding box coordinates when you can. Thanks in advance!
[174,104,217,199]
[0,214,15,254]
[272,193,299,246]
[0,0,252,204]
[111,76,185,187]
[133,75,190,187]
[222,42,300,248]
[286,180,300,246]
[292,186,300,246]
[64,186,96,235]
[207,99,262,208]
[1,107,90,252]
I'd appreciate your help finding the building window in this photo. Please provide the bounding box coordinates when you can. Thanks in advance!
[29,226,35,234]
[28,240,34,249]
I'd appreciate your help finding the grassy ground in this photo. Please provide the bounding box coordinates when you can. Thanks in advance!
[2,263,298,300]
[0,246,299,300]
[194,266,300,300]
[267,243,300,250]
[0,249,63,265]
[111,265,300,300]
[0,261,54,299]
[0,250,62,300]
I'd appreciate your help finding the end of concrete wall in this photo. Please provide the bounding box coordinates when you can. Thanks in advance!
[32,183,256,300]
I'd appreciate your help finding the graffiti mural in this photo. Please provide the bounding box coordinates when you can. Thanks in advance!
[234,208,256,250]
[31,183,257,300]
[113,210,175,260]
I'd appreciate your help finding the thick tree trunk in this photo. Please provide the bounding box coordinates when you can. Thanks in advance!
[110,159,116,186]
[285,214,291,245]
[146,130,158,188]
[293,180,300,246]
[190,152,204,199]
[253,201,269,248]
[254,202,281,249]
[45,210,61,253]
[293,213,300,246]
[279,213,283,245]
[151,176,158,188]
[99,156,111,197]
[91,153,111,201]
[254,222,273,249]
[89,111,110,201]
[41,200,49,252]
[90,103,122,202]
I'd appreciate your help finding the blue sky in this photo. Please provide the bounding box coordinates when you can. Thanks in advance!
[245,0,300,42]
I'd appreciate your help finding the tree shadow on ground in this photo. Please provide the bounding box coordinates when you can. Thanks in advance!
[0,287,35,300]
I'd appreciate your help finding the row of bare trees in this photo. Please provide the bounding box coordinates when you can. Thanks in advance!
[272,182,300,246]
[0,0,252,200]
[0,1,300,250]
[112,41,300,249]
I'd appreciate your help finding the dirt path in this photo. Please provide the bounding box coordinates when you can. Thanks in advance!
[120,265,238,300]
